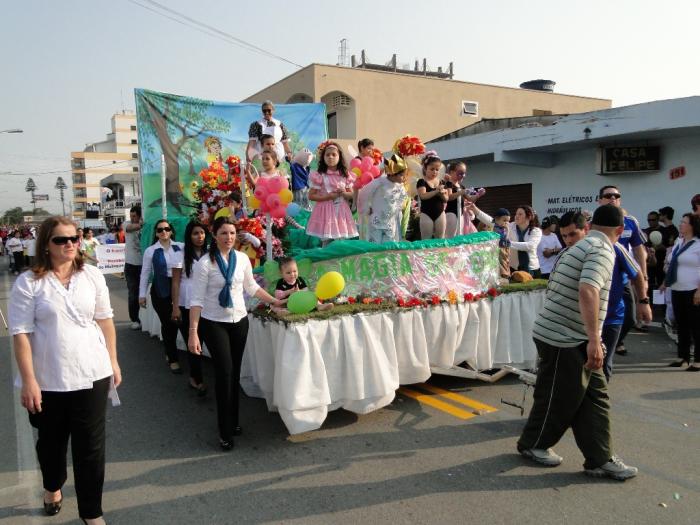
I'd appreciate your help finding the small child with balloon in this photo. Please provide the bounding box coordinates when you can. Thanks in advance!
[273,257,334,314]
[305,141,358,246]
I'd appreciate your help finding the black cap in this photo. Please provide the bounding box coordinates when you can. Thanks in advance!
[493,208,510,218]
[592,204,624,227]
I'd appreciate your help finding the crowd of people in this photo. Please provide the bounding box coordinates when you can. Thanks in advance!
[4,115,700,522]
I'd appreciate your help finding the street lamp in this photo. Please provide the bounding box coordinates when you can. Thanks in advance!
[0,129,23,134]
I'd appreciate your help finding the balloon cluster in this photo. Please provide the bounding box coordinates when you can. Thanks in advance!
[287,271,346,315]
[248,176,293,219]
[350,156,382,190]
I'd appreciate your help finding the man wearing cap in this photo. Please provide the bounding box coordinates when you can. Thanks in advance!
[517,204,638,480]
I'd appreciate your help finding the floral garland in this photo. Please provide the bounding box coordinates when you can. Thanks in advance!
[341,287,500,308]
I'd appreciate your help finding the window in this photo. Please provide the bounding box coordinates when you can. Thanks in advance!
[327,112,338,139]
[131,139,137,144]
[461,100,479,117]
[533,109,553,116]
[130,125,137,131]
[131,153,138,159]
[132,167,139,172]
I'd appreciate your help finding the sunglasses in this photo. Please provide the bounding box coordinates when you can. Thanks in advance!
[51,235,79,245]
[262,108,273,113]
[601,193,621,200]
[156,226,172,233]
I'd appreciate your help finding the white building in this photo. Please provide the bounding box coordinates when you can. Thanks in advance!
[70,111,141,225]
[428,97,700,224]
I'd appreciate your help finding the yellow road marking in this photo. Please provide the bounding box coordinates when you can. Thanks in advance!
[398,387,476,420]
[416,383,499,413]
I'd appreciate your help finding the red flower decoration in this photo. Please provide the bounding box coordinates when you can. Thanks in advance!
[392,135,426,157]
[464,293,474,302]
[487,287,499,298]
[430,296,440,305]
[348,297,356,304]
[371,147,383,165]
[373,298,383,305]
[397,298,406,307]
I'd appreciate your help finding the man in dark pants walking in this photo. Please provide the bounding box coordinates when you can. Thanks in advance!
[122,206,143,330]
[517,204,638,481]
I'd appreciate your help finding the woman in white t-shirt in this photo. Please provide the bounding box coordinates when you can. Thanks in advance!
[536,216,563,279]
[6,230,24,275]
[8,216,120,524]
[81,228,101,266]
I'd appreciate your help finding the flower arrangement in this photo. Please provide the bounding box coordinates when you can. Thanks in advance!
[371,147,384,165]
[392,135,426,157]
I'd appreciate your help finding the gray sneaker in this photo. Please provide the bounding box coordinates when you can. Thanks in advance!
[585,456,638,481]
[518,446,563,466]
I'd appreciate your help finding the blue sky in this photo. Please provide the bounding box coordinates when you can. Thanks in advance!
[1,0,698,215]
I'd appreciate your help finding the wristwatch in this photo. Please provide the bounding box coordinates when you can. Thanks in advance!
[638,297,650,304]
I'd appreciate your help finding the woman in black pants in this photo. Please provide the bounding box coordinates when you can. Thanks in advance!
[138,219,184,373]
[662,213,700,370]
[188,217,282,450]
[171,220,209,394]
[9,216,121,524]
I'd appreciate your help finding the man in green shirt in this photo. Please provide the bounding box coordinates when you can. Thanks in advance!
[517,204,638,481]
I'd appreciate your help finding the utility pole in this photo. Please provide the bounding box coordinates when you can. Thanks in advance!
[55,176,67,216]
[25,177,37,213]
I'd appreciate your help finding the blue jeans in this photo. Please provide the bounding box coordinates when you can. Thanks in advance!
[601,323,623,382]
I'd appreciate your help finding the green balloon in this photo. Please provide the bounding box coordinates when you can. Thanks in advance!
[287,290,318,314]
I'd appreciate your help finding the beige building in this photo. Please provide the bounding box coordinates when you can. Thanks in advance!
[70,111,140,223]
[243,62,611,152]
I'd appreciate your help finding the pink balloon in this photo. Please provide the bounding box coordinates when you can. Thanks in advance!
[350,158,362,169]
[361,172,373,185]
[280,177,289,190]
[267,176,284,194]
[370,165,380,177]
[254,187,268,200]
[258,201,269,213]
[361,157,373,171]
[266,194,281,209]
[270,205,287,219]
[256,177,270,190]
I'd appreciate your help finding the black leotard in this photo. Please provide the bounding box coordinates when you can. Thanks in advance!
[417,179,446,221]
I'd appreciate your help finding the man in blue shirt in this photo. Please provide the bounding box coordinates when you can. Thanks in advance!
[602,244,652,381]
[597,186,648,356]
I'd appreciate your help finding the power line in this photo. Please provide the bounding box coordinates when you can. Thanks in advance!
[0,159,134,177]
[126,0,303,68]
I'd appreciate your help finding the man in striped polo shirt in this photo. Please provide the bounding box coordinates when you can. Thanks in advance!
[517,204,638,481]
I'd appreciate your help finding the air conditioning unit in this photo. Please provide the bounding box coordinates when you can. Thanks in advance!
[332,94,352,110]
[461,100,479,117]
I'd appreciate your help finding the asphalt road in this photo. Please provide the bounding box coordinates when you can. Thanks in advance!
[0,265,698,524]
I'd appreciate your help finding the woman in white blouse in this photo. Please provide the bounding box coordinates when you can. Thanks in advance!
[139,219,184,374]
[171,220,209,394]
[9,216,120,525]
[661,212,700,370]
[508,205,543,277]
[188,216,282,450]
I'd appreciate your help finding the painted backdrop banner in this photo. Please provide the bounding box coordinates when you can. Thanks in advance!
[134,88,327,247]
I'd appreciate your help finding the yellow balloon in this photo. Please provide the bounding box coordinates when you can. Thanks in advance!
[351,167,362,177]
[280,189,293,205]
[315,271,346,300]
[214,207,231,219]
[248,196,261,209]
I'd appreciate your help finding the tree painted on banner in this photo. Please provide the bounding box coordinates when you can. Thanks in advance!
[135,89,230,212]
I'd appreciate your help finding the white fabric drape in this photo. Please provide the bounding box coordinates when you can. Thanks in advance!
[140,290,545,434]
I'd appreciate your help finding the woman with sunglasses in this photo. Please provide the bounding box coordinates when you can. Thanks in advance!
[171,221,209,395]
[245,100,293,165]
[8,216,120,524]
[139,219,184,374]
[188,217,283,450]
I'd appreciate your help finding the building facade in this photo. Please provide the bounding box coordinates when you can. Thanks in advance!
[242,63,611,152]
[428,97,700,224]
[70,111,141,224]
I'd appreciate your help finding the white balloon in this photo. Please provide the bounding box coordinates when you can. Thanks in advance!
[649,230,663,246]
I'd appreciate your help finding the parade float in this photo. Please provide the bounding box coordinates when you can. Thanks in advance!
[134,89,546,434]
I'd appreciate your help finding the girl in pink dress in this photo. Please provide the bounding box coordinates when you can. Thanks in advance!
[306,141,358,245]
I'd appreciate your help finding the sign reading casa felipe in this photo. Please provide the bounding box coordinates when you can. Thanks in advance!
[601,146,660,174]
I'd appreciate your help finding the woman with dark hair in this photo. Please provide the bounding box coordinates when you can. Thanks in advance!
[662,213,700,370]
[138,219,184,374]
[508,205,542,277]
[171,221,209,394]
[188,217,282,450]
[9,216,120,524]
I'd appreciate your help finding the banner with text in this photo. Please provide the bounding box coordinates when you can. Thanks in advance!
[96,244,125,274]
